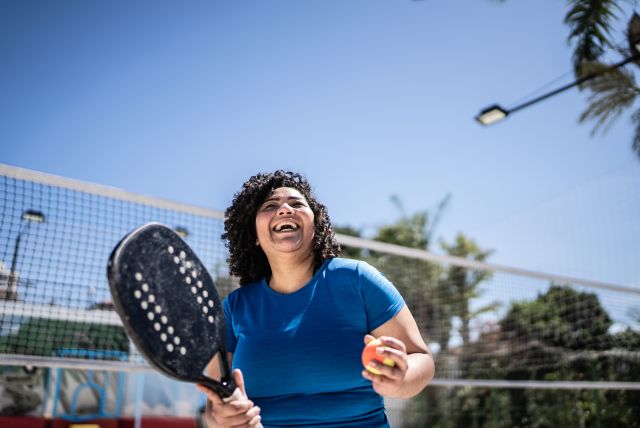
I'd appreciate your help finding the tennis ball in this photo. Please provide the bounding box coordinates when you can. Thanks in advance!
[361,338,395,375]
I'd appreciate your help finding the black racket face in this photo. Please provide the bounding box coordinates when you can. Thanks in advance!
[107,223,227,389]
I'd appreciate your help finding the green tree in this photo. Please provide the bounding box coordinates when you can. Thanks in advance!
[498,0,640,160]
[456,284,640,427]
[336,197,502,427]
[333,225,364,259]
[566,2,640,160]
[337,196,450,427]
[346,196,502,427]
[501,285,612,352]
[440,233,497,348]
[421,234,499,428]
[369,195,451,350]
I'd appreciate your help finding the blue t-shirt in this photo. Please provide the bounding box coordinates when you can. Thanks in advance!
[224,257,405,427]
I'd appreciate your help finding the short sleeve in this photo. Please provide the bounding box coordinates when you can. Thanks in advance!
[356,261,405,332]
[223,293,238,353]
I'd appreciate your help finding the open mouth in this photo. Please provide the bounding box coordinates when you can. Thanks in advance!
[273,221,299,232]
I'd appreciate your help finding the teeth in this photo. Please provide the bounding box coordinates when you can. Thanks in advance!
[274,221,299,232]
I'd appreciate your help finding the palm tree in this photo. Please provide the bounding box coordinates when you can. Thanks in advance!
[566,1,640,159]
[440,233,498,348]
[497,0,640,159]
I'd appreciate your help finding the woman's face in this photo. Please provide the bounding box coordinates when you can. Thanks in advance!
[255,187,315,259]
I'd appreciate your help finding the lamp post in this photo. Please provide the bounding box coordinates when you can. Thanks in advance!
[7,209,45,300]
[476,53,639,126]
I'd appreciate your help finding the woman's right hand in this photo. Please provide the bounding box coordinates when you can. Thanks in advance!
[197,369,262,428]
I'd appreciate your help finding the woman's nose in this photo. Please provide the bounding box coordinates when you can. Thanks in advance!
[277,203,293,215]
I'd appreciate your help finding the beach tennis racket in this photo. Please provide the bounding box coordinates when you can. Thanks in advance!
[107,222,243,402]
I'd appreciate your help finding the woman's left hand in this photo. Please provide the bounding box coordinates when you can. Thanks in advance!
[361,334,409,396]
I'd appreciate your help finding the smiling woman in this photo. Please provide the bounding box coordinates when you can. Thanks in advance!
[222,171,340,287]
[198,170,435,428]
[254,187,317,279]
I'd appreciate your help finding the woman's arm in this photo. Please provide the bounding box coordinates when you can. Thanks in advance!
[363,305,435,398]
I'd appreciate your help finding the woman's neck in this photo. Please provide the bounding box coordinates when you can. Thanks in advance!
[267,253,315,294]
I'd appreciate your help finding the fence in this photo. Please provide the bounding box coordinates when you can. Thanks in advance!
[1,163,639,426]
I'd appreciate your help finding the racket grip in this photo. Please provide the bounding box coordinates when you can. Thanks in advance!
[222,388,264,428]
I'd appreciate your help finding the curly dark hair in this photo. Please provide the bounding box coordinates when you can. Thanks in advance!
[223,170,341,285]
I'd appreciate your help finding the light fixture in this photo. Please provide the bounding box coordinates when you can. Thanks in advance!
[5,209,46,300]
[475,105,508,126]
[21,209,45,223]
[476,55,638,126]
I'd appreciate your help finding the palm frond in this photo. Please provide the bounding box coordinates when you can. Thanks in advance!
[564,0,623,74]
[578,61,640,134]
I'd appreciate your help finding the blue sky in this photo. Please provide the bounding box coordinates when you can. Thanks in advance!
[2,0,639,287]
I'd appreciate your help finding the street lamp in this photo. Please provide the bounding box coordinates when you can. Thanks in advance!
[475,53,639,126]
[6,209,45,300]
[476,105,508,126]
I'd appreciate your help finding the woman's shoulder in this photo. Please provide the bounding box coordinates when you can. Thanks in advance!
[326,257,379,273]
[325,257,380,282]
[325,257,361,273]
[327,258,393,289]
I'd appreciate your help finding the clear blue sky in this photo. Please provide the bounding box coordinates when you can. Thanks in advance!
[2,0,639,287]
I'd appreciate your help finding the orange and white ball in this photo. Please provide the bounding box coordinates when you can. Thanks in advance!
[361,338,395,375]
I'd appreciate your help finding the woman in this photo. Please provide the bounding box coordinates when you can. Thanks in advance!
[197,170,434,428]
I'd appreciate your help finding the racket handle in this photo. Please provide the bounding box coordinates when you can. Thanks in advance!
[222,388,264,428]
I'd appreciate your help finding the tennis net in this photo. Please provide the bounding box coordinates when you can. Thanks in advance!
[1,163,638,389]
